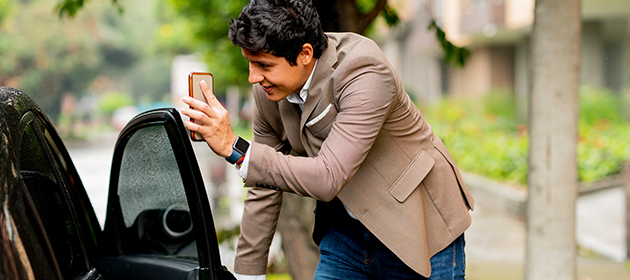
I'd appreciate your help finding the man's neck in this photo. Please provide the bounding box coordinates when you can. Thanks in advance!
[287,59,318,106]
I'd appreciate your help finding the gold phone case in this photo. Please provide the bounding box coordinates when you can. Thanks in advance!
[188,72,214,141]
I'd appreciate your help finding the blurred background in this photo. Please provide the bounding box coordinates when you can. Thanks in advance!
[2,0,630,279]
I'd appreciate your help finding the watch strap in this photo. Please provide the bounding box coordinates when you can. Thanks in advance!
[226,137,249,164]
[225,149,242,164]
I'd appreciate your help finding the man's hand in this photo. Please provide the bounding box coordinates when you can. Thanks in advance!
[181,80,237,158]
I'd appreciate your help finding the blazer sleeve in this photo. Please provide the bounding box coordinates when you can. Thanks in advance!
[234,87,288,275]
[244,51,398,202]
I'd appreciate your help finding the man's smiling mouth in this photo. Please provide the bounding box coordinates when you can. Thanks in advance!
[262,85,274,92]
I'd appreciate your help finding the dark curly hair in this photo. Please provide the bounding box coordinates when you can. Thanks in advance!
[229,0,328,66]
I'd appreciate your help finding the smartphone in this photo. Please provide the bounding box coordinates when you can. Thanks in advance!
[188,72,214,141]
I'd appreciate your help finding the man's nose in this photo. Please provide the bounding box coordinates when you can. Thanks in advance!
[248,66,264,84]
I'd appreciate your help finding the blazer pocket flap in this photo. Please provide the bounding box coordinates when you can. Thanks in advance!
[388,150,435,203]
[306,103,337,134]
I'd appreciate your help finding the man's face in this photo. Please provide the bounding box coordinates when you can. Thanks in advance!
[241,48,313,102]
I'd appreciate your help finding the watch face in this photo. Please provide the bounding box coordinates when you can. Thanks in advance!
[234,138,250,154]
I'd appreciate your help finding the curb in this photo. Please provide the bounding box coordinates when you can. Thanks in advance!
[462,171,629,262]
[461,171,527,220]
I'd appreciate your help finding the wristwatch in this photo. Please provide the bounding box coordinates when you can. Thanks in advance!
[225,137,250,164]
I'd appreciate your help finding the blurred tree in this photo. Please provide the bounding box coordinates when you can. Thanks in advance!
[54,0,466,85]
[314,0,396,33]
[0,0,105,121]
[96,0,196,103]
[168,0,249,91]
[56,0,123,18]
[57,0,247,90]
[525,0,581,279]
[0,0,195,126]
[0,0,10,26]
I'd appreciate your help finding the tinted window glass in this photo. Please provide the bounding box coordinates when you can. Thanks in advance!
[20,123,56,182]
[117,125,197,258]
[19,119,89,279]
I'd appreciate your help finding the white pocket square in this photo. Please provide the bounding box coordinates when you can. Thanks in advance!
[306,103,334,127]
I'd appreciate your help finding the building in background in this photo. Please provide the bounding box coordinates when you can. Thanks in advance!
[380,0,630,117]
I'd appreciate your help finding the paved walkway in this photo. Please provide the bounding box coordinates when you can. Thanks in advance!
[466,189,630,280]
[577,187,626,261]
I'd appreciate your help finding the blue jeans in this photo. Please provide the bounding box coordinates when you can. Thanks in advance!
[313,218,466,280]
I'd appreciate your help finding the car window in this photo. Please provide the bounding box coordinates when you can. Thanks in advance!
[19,118,91,280]
[116,124,197,258]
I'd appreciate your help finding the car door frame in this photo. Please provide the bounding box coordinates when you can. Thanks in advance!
[101,107,230,280]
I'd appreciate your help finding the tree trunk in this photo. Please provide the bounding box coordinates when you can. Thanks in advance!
[277,193,319,280]
[314,0,388,33]
[525,0,581,279]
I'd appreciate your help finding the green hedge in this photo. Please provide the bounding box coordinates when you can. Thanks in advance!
[98,91,134,117]
[422,88,630,186]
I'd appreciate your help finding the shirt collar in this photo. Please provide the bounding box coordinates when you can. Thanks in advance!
[286,59,318,105]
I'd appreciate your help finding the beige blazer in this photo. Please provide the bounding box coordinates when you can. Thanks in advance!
[234,32,474,277]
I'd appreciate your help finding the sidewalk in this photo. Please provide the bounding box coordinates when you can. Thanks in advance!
[465,175,630,280]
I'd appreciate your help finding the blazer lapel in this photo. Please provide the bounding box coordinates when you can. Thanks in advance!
[300,37,339,153]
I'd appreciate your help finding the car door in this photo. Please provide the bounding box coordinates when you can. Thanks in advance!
[98,107,235,280]
[1,87,104,280]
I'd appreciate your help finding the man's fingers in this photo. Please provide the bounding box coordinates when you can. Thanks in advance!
[183,95,215,116]
[184,119,202,132]
[181,106,208,123]
[200,80,221,107]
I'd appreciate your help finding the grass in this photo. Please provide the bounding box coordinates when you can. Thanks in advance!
[268,274,292,280]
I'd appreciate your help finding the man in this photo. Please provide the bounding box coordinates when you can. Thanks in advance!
[181,0,474,279]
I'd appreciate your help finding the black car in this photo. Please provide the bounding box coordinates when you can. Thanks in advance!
[0,86,236,280]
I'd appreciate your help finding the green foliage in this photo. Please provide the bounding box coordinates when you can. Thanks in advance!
[356,0,378,13]
[356,0,399,27]
[0,0,106,118]
[56,0,122,18]
[54,0,401,92]
[169,0,249,90]
[356,0,400,29]
[424,88,630,186]
[381,5,400,27]
[575,88,630,181]
[1,0,195,122]
[482,91,516,121]
[428,20,470,67]
[0,0,11,26]
[425,92,529,185]
[579,87,624,125]
[96,0,196,103]
[56,0,87,18]
[98,91,133,117]
[168,0,401,90]
[153,1,198,55]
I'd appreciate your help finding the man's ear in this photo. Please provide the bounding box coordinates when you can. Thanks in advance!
[300,43,314,66]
